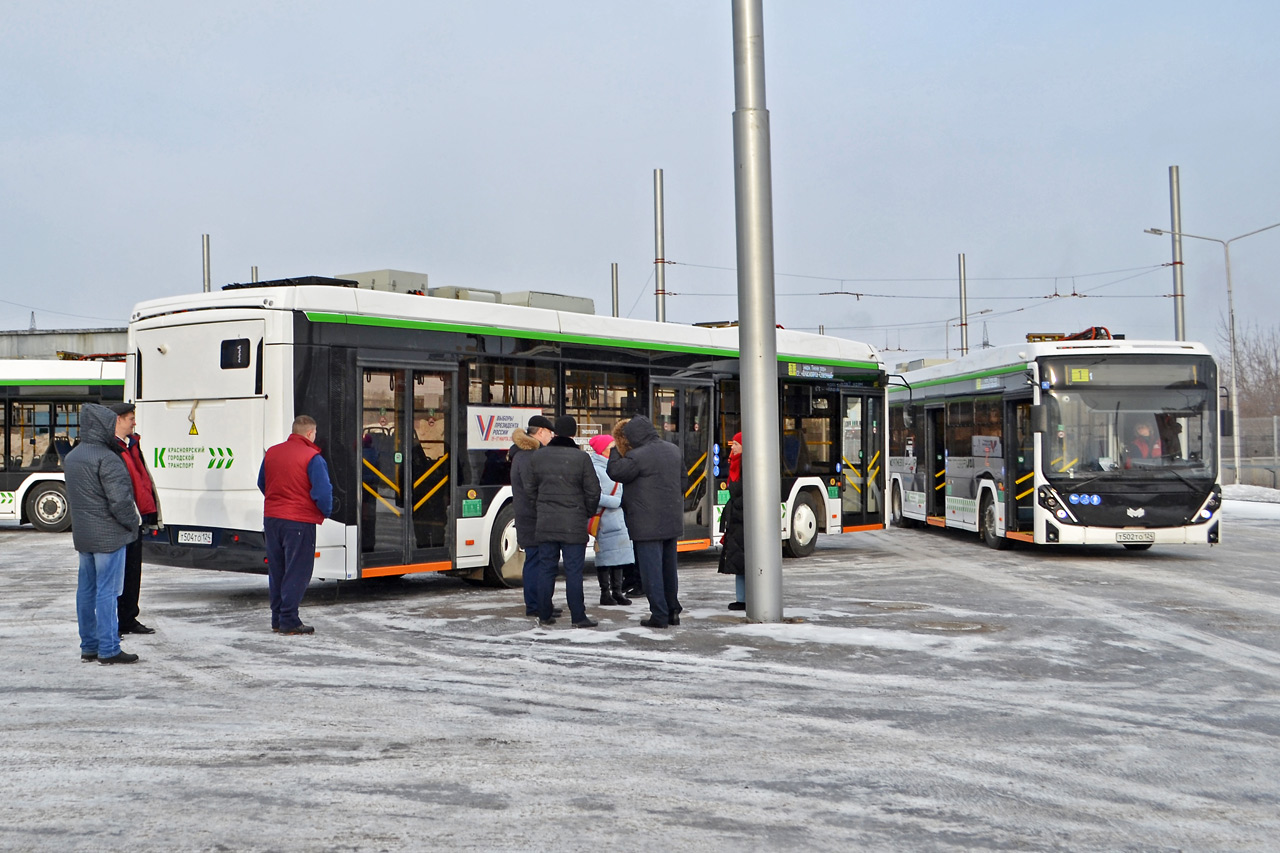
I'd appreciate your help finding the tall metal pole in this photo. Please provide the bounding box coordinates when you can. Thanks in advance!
[1223,240,1241,484]
[732,0,783,622]
[202,234,211,293]
[611,263,620,318]
[957,253,969,356]
[653,169,667,322]
[1169,166,1186,340]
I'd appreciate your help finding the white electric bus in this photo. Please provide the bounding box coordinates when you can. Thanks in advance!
[0,359,126,531]
[128,277,887,584]
[887,333,1221,550]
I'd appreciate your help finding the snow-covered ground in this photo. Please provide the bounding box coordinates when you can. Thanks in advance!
[3,504,1278,851]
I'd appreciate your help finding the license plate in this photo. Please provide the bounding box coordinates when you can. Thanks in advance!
[177,530,214,546]
[1116,531,1155,543]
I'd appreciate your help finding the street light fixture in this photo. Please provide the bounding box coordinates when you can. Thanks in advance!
[945,308,992,358]
[1145,221,1280,483]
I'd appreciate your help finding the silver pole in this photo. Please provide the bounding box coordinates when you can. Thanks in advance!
[958,253,969,356]
[1223,241,1242,483]
[1169,166,1185,340]
[252,265,259,283]
[654,169,667,322]
[732,0,783,623]
[611,263,620,317]
[202,234,211,293]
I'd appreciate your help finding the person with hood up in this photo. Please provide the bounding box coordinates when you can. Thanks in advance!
[587,433,633,607]
[64,403,142,665]
[718,432,747,610]
[527,415,601,627]
[508,414,560,618]
[607,415,684,628]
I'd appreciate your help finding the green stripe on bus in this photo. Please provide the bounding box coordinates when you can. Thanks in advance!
[887,363,1026,394]
[304,311,880,371]
[0,379,125,386]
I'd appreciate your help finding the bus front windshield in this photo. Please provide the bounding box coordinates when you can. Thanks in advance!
[1039,355,1217,485]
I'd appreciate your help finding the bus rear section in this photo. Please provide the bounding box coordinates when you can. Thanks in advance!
[132,314,283,572]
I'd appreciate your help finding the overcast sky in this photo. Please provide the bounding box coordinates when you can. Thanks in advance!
[3,2,1278,360]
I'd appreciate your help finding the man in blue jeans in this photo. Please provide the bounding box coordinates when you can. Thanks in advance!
[527,415,601,628]
[507,414,557,618]
[64,403,142,664]
[258,415,333,635]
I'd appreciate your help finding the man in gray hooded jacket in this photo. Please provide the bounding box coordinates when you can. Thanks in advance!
[64,403,142,665]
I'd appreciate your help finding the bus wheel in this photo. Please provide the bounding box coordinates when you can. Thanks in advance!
[891,483,907,528]
[980,493,1007,550]
[1123,542,1154,552]
[484,504,522,588]
[26,482,72,533]
[783,492,819,559]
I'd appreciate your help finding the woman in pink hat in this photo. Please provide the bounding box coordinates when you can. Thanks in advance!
[587,433,635,606]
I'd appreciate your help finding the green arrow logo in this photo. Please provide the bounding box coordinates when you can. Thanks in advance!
[207,447,235,469]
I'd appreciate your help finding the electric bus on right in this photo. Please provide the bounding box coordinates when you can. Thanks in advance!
[888,328,1222,550]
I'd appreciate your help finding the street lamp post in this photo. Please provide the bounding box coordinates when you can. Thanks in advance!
[945,308,992,357]
[1145,221,1280,483]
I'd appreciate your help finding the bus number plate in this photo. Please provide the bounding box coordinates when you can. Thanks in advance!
[1116,531,1155,543]
[177,530,214,546]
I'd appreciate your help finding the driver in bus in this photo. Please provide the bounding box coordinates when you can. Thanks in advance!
[1124,421,1161,467]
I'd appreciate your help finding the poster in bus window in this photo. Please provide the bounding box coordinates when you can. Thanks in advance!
[467,406,547,450]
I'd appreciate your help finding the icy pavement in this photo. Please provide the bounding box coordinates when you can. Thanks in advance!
[3,505,1279,852]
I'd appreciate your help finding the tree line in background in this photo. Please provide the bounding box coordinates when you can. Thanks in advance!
[1222,323,1280,418]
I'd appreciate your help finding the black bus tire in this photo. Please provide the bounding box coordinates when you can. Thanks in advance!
[980,492,1008,550]
[484,503,522,588]
[26,482,72,533]
[783,491,820,559]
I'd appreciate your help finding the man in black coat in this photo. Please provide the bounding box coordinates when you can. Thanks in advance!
[527,415,601,627]
[607,415,685,628]
[508,414,556,617]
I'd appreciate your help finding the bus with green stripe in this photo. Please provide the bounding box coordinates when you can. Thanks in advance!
[0,358,125,532]
[886,333,1221,550]
[127,277,887,583]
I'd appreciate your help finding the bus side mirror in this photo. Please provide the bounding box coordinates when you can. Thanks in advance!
[1220,409,1233,437]
[1030,404,1048,434]
[902,404,913,429]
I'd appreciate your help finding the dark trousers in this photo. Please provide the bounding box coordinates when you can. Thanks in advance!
[634,539,680,625]
[264,517,317,630]
[522,542,550,614]
[117,529,143,628]
[538,542,586,623]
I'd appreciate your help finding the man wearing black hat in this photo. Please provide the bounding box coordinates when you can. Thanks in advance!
[109,402,161,636]
[508,414,559,618]
[527,415,601,627]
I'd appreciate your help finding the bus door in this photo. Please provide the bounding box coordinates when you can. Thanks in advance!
[652,381,712,544]
[840,392,885,530]
[1005,398,1035,533]
[358,366,455,576]
[925,406,947,519]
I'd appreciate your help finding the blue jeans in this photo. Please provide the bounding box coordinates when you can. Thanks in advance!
[77,547,127,658]
[634,539,680,625]
[264,517,317,630]
[538,542,587,623]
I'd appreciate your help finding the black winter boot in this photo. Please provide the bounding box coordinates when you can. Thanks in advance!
[610,569,632,605]
[597,569,614,605]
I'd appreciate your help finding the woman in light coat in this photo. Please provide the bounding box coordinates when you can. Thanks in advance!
[588,434,634,605]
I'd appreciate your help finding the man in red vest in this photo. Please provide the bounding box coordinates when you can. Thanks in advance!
[109,402,161,636]
[257,415,333,634]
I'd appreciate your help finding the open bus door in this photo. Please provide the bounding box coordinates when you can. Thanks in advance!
[358,366,455,577]
[925,406,946,521]
[1006,398,1035,536]
[652,381,713,548]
